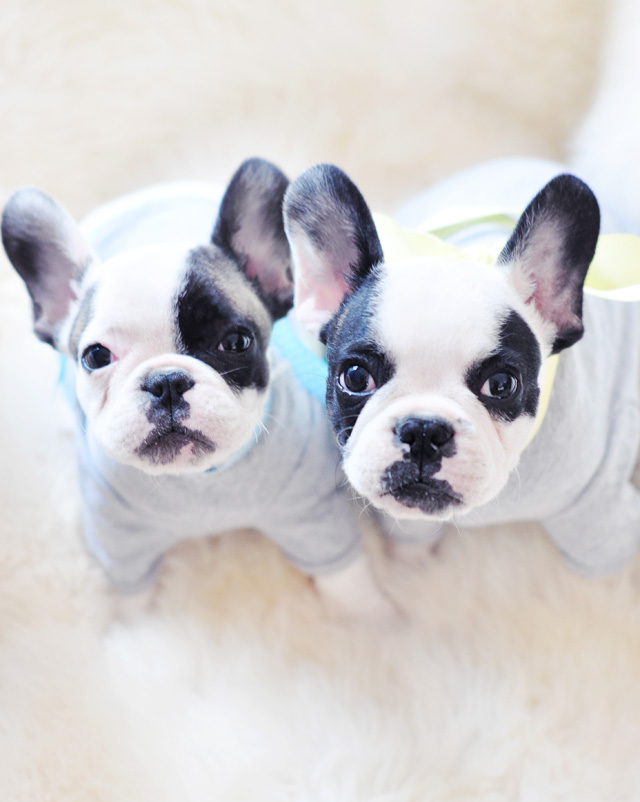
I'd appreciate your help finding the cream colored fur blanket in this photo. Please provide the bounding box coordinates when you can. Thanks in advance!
[0,0,608,214]
[2,1,640,798]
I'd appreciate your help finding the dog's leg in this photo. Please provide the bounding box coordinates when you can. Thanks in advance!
[544,479,640,577]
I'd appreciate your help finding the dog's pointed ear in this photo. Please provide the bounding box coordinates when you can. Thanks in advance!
[283,164,384,339]
[2,187,96,348]
[212,158,293,320]
[497,174,600,354]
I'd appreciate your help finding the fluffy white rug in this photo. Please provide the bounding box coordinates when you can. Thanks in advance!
[0,0,607,215]
[3,253,640,800]
[571,0,640,231]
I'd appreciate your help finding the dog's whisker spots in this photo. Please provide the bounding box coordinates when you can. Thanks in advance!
[256,419,270,440]
[449,519,463,541]
[262,411,291,436]
[334,424,356,443]
[512,465,523,504]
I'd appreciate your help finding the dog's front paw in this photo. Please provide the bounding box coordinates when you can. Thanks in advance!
[111,584,157,624]
[313,554,400,623]
[384,537,441,567]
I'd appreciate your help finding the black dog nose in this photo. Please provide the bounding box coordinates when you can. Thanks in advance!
[142,370,195,411]
[396,417,455,464]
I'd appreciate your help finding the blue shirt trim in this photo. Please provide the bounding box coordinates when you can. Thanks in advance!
[270,316,327,406]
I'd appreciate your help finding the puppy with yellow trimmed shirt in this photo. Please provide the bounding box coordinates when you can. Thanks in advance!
[284,158,640,577]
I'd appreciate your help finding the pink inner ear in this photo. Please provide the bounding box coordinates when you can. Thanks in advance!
[314,274,351,314]
[527,281,546,315]
[524,267,581,340]
[49,284,78,318]
[295,270,352,337]
[288,221,360,334]
[40,271,79,327]
[527,276,573,328]
[244,252,290,295]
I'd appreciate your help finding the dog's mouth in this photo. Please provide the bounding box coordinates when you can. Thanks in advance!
[380,460,463,514]
[135,424,215,466]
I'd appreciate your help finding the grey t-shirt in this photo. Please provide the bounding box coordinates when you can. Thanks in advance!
[76,350,361,592]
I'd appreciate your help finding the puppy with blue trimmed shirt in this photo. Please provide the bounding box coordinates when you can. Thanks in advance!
[2,159,392,618]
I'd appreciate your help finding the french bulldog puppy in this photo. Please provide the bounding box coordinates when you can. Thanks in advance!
[2,159,390,617]
[283,161,640,576]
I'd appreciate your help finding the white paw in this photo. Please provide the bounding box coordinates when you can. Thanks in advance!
[313,554,399,623]
[111,585,156,624]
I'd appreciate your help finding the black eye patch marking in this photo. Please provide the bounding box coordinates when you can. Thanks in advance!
[465,309,541,422]
[176,247,270,392]
[323,276,395,446]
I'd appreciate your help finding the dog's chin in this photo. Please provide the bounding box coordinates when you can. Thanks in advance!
[366,459,509,520]
[375,484,464,520]
[373,496,457,520]
[134,426,217,475]
[360,460,465,520]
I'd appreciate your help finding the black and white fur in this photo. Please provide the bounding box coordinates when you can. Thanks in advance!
[3,159,293,474]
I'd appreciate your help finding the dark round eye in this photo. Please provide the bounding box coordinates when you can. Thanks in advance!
[480,372,518,400]
[217,331,253,353]
[81,344,112,371]
[338,365,377,395]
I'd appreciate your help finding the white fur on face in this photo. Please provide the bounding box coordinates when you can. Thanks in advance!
[342,258,542,518]
[73,245,267,474]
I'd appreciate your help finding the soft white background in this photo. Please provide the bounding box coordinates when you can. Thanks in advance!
[2,1,640,798]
